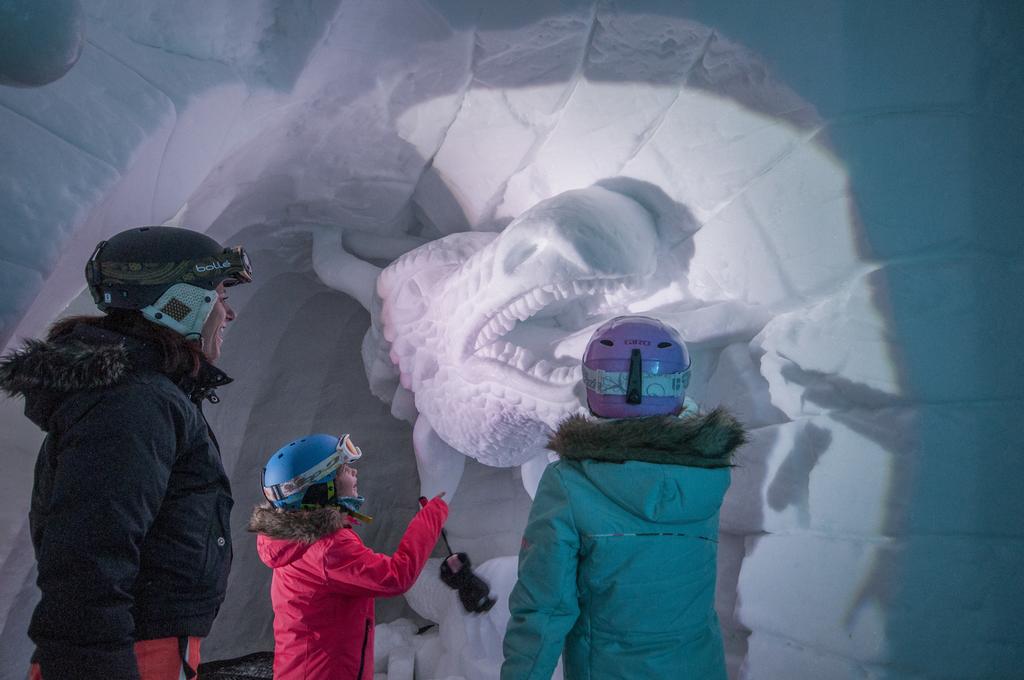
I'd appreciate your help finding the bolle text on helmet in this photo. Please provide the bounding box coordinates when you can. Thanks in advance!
[624,339,650,345]
[195,260,232,273]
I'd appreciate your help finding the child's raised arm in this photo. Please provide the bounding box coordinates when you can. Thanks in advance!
[321,497,448,597]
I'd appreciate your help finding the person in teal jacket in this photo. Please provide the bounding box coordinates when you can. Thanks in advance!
[501,316,746,680]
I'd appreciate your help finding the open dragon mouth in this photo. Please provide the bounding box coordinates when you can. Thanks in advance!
[470,276,642,386]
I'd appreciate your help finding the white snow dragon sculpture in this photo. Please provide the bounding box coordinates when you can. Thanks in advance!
[297,182,765,500]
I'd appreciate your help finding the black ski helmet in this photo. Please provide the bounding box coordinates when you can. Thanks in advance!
[85,226,253,339]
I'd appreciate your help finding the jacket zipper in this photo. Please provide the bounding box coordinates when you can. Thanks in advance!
[357,618,371,679]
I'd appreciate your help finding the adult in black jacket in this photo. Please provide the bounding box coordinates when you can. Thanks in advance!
[0,226,253,680]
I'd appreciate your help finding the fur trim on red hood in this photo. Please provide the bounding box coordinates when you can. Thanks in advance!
[247,503,350,544]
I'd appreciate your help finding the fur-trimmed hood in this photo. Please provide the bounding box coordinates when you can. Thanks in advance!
[1,324,231,431]
[249,503,350,569]
[0,336,131,398]
[548,408,746,468]
[248,503,349,542]
[0,329,140,432]
[546,408,746,524]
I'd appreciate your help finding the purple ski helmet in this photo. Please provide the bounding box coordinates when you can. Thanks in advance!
[582,315,691,418]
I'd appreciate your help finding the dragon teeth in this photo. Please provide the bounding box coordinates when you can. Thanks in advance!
[512,297,533,320]
[520,347,541,371]
[550,365,580,383]
[472,277,625,354]
[528,359,556,380]
[529,287,557,309]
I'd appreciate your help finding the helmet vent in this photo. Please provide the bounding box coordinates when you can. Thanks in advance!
[600,339,614,346]
[658,342,673,348]
[161,297,192,321]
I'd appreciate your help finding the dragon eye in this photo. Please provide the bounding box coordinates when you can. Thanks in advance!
[600,339,614,347]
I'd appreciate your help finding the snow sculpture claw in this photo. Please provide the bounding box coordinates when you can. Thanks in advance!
[413,415,466,499]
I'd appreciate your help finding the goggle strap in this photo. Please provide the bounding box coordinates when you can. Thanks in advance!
[264,483,287,502]
[85,240,106,286]
[262,450,344,502]
[583,365,691,398]
[94,246,251,287]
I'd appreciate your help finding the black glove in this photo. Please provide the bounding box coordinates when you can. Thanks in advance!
[440,552,496,614]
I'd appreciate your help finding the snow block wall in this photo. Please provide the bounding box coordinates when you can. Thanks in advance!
[1,1,1022,678]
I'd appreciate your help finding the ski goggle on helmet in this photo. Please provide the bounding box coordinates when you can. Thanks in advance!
[582,315,691,418]
[262,434,363,509]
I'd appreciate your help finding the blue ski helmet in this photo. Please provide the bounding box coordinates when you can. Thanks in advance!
[262,434,363,509]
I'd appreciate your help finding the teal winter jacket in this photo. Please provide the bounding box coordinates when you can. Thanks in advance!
[501,409,746,680]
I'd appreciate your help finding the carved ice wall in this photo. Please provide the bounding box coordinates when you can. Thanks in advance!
[1,2,1021,679]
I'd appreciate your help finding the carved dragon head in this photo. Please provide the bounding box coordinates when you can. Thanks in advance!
[365,184,693,466]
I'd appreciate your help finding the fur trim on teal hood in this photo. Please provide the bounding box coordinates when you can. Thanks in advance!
[547,408,746,468]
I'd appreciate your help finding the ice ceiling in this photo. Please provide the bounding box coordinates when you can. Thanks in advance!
[1,1,1021,679]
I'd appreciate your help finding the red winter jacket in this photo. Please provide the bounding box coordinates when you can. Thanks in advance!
[250,499,448,680]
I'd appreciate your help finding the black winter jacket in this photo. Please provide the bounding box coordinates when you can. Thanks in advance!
[0,324,234,680]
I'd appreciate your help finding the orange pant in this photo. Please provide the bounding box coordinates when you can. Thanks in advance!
[29,636,201,680]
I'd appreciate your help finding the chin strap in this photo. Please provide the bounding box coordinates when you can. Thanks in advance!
[338,495,373,523]
[296,484,375,522]
[344,508,374,524]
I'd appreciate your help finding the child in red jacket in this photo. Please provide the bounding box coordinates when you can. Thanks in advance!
[249,433,449,680]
